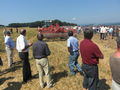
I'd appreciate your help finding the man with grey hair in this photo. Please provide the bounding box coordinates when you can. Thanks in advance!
[16,29,32,83]
[110,36,120,90]
[32,33,53,88]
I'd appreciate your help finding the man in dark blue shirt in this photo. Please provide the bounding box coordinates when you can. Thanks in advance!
[32,33,53,88]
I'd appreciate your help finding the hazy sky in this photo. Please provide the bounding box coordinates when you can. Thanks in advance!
[0,0,120,25]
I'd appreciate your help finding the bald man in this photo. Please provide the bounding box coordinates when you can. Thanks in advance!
[16,29,32,83]
[32,33,53,88]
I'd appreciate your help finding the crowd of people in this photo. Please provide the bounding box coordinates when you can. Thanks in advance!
[1,27,120,90]
[92,25,120,40]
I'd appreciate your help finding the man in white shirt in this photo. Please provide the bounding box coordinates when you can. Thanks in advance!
[16,29,32,83]
[100,26,107,40]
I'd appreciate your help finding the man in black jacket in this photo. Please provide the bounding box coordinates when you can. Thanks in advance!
[32,33,53,88]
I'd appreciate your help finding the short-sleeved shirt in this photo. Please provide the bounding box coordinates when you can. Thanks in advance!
[4,36,15,49]
[32,40,51,59]
[16,35,28,52]
[109,28,113,33]
[67,36,79,53]
[110,55,120,84]
[100,27,107,33]
[80,39,102,65]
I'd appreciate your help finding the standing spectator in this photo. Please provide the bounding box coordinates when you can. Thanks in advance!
[100,26,103,40]
[100,26,107,40]
[105,26,109,39]
[16,29,32,83]
[4,31,15,67]
[32,33,53,88]
[16,28,19,33]
[3,28,7,38]
[67,31,82,75]
[80,29,104,90]
[116,26,119,37]
[112,26,119,39]
[108,27,113,39]
[110,36,120,90]
[10,28,13,34]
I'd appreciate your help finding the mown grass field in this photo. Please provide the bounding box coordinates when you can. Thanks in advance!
[0,27,116,90]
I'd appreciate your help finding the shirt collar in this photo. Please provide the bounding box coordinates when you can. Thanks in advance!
[69,36,74,38]
[84,39,92,42]
[20,34,25,38]
[6,35,10,38]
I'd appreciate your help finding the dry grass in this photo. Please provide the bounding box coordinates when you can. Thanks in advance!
[0,27,116,90]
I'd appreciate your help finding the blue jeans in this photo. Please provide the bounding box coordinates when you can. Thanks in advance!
[69,51,82,75]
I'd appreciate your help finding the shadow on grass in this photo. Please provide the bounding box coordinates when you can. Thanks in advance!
[3,82,22,90]
[32,69,68,84]
[97,79,110,90]
[50,66,55,72]
[52,70,68,83]
[32,73,39,79]
[14,60,22,65]
[0,61,22,76]
[0,77,14,85]
[0,49,5,53]
[44,39,67,42]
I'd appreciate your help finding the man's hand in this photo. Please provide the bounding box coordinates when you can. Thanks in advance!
[22,43,33,51]
[28,43,33,47]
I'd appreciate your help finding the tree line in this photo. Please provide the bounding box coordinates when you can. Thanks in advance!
[0,25,4,27]
[8,19,77,28]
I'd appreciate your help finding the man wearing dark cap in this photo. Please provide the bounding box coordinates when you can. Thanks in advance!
[67,31,82,75]
[32,33,53,88]
[80,29,104,90]
[110,36,120,90]
[4,31,15,67]
[16,29,32,83]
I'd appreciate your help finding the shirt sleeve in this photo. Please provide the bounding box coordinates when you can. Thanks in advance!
[5,37,10,47]
[9,38,15,48]
[67,39,70,47]
[45,43,51,56]
[32,44,35,57]
[93,44,103,58]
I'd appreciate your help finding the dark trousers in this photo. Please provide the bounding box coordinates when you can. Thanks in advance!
[82,64,99,90]
[100,33,105,40]
[19,52,32,82]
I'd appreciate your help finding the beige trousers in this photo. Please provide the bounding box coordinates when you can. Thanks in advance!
[5,47,13,67]
[36,58,52,88]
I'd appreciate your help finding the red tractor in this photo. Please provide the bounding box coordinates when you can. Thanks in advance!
[38,23,77,39]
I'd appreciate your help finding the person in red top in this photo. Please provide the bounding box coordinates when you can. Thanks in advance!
[80,28,104,90]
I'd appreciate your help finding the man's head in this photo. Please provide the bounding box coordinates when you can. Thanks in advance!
[68,31,73,37]
[37,33,44,41]
[116,36,120,48]
[84,28,93,39]
[6,31,11,36]
[20,29,26,36]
